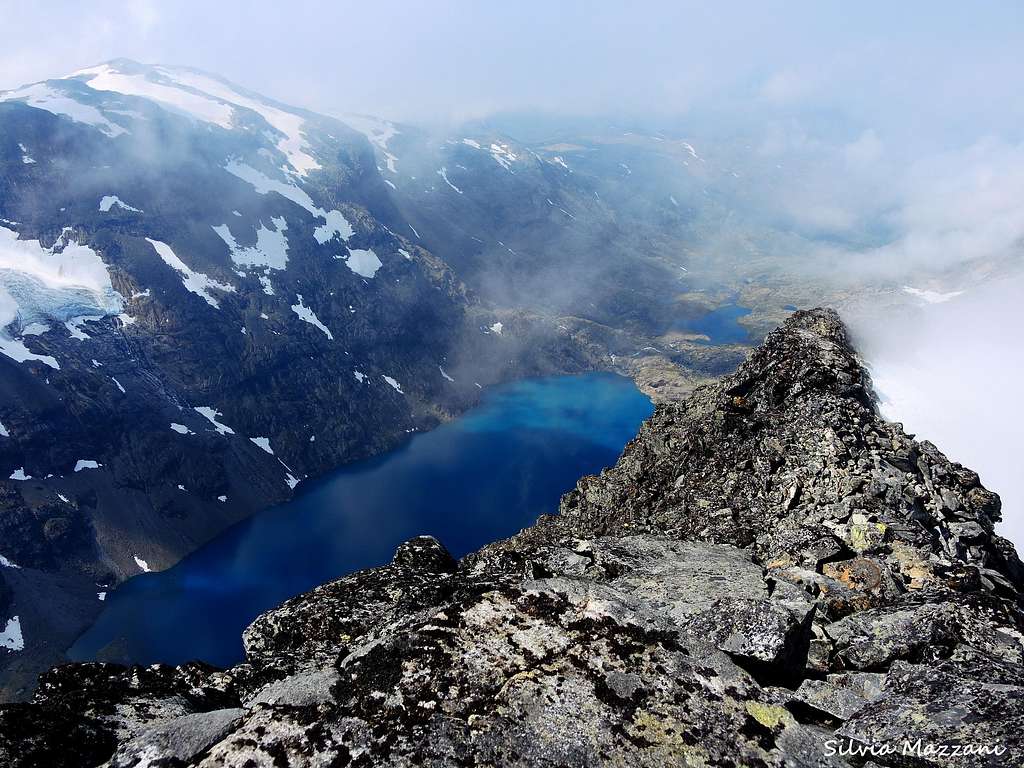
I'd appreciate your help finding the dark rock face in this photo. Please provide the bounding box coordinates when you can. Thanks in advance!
[1,309,1020,767]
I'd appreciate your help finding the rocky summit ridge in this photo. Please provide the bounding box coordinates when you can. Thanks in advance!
[1,308,1021,767]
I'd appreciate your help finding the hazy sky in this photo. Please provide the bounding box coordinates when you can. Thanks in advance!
[2,0,1023,133]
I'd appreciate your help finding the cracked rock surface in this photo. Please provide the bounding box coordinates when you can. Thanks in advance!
[1,308,1021,767]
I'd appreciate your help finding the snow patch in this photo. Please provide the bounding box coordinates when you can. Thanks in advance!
[382,375,404,393]
[224,161,353,244]
[344,248,382,278]
[902,286,964,304]
[489,143,518,170]
[169,423,193,435]
[8,468,30,481]
[490,322,504,335]
[249,436,274,455]
[99,195,142,213]
[147,238,235,308]
[73,459,100,472]
[439,366,455,382]
[213,216,289,270]
[0,616,24,652]
[437,167,463,194]
[64,314,101,340]
[342,114,399,173]
[291,294,333,339]
[194,406,235,435]
[133,555,151,573]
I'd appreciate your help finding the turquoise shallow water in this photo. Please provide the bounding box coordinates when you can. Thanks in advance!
[70,372,653,667]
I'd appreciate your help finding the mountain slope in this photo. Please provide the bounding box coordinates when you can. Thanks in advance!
[2,309,1019,767]
[0,60,593,698]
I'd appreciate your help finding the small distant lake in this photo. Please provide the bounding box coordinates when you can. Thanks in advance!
[676,303,753,345]
[70,373,653,668]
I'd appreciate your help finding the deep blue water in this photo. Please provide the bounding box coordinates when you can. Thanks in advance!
[70,373,652,668]
[677,304,753,345]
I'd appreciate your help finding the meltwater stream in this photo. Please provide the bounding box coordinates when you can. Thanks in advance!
[71,373,652,667]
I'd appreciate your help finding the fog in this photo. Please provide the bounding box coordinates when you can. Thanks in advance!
[848,279,1024,546]
[2,0,1022,541]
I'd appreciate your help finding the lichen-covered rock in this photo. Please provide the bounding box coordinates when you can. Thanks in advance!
[1,309,1021,767]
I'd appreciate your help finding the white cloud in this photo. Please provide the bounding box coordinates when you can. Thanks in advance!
[848,276,1024,548]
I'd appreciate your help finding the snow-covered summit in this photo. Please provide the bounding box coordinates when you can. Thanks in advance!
[2,59,323,176]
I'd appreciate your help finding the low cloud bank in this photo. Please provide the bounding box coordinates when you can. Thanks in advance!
[847,276,1024,547]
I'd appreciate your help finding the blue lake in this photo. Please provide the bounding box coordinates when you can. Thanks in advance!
[70,373,653,668]
[676,304,753,345]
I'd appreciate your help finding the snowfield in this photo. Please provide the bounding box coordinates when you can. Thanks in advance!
[0,82,128,137]
[75,64,236,128]
[156,67,320,175]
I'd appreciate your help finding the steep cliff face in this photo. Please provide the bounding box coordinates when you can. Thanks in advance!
[1,309,1020,767]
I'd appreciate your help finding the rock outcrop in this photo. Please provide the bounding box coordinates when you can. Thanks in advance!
[1,308,1020,767]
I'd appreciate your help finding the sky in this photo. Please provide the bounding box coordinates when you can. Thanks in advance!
[2,0,1023,542]
[1,0,1022,134]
